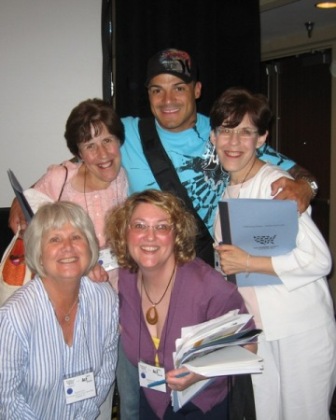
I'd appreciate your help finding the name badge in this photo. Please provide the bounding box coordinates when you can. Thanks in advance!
[63,371,96,404]
[98,248,119,271]
[138,361,166,393]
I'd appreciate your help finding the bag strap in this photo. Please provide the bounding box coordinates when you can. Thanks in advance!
[138,118,214,266]
[57,164,69,202]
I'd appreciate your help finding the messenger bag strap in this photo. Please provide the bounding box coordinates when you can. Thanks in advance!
[138,118,214,266]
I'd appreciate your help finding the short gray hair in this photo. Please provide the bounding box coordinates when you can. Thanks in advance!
[24,201,99,277]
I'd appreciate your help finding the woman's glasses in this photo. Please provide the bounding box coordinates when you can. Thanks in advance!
[128,223,174,235]
[215,126,258,140]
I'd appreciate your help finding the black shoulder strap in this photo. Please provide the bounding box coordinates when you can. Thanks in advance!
[57,164,69,202]
[138,118,214,266]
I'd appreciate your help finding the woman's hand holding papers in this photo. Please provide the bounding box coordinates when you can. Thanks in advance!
[214,243,276,277]
[214,243,249,275]
[166,368,206,392]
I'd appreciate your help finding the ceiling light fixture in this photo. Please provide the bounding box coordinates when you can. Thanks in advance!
[315,2,336,8]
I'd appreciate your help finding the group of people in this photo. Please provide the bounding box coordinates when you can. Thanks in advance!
[1,48,335,420]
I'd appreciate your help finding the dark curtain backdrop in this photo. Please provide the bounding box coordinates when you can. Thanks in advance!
[109,0,260,117]
[102,0,113,102]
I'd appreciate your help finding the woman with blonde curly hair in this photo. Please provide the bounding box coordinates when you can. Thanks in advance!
[106,189,197,272]
[106,189,256,420]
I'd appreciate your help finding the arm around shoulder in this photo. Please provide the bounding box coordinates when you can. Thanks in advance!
[271,163,318,213]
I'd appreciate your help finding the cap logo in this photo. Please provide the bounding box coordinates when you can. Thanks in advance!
[145,48,196,85]
[160,50,192,78]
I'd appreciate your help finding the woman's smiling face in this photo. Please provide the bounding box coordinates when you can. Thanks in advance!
[127,202,176,271]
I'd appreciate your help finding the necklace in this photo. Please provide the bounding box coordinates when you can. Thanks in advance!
[83,164,89,214]
[63,298,78,322]
[142,265,176,325]
[51,296,78,323]
[83,164,121,213]
[231,158,257,198]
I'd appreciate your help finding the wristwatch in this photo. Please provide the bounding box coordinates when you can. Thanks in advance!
[301,177,318,199]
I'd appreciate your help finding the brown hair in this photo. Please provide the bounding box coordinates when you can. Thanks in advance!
[210,87,272,135]
[64,98,124,157]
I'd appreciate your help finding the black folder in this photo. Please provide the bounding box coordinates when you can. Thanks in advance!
[7,169,34,223]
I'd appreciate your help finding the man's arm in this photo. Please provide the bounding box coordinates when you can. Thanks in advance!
[271,163,318,213]
[258,144,317,214]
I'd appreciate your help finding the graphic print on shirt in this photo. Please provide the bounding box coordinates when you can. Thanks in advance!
[175,140,228,229]
[256,143,289,166]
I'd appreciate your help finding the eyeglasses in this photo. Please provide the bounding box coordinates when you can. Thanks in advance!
[215,126,258,139]
[79,137,119,155]
[128,223,174,235]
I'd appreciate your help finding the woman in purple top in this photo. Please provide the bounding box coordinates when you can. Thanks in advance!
[106,189,257,419]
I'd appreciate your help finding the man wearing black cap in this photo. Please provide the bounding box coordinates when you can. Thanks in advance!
[144,49,200,131]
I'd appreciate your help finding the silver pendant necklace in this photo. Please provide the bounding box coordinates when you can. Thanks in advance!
[63,298,78,322]
[51,297,78,323]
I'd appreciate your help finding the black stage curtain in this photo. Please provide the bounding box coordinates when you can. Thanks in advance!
[101,0,113,103]
[111,0,260,117]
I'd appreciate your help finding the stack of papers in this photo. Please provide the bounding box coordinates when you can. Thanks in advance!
[171,310,263,411]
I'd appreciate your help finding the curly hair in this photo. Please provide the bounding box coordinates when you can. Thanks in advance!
[105,189,197,272]
[64,98,125,158]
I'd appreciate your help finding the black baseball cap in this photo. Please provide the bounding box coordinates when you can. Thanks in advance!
[145,48,198,86]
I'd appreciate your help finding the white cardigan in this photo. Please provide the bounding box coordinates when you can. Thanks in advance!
[214,163,334,341]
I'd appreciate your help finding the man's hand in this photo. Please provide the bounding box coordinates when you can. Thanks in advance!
[88,263,109,282]
[9,198,27,234]
[271,177,312,214]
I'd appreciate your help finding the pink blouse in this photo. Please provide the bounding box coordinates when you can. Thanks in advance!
[33,160,128,247]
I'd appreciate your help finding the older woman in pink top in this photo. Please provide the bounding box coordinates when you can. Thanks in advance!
[9,99,128,279]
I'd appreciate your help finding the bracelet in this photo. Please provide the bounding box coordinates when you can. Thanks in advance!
[245,253,250,278]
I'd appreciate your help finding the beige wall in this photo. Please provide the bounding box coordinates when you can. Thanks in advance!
[0,0,102,207]
[261,27,336,306]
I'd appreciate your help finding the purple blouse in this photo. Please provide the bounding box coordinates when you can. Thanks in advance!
[119,258,255,418]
